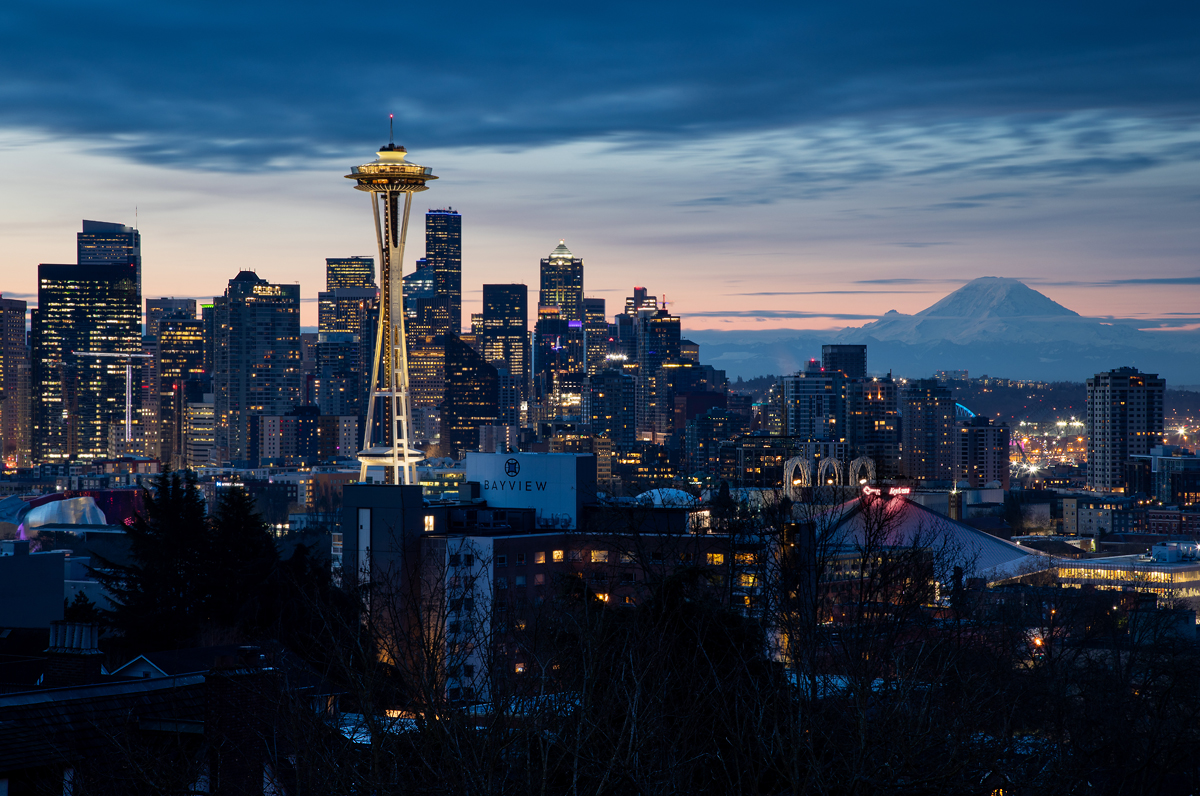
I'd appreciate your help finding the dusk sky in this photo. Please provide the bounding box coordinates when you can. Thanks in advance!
[3,1,1199,331]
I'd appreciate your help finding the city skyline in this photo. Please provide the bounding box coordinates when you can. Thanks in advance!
[1,2,1199,333]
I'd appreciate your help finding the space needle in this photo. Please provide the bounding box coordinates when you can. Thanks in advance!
[346,117,437,485]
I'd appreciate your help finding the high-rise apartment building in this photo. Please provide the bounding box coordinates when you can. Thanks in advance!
[582,297,608,376]
[954,415,1010,489]
[532,307,586,421]
[1087,367,1165,493]
[315,332,362,417]
[213,271,301,465]
[821,345,867,379]
[477,284,528,393]
[0,296,31,468]
[317,286,378,414]
[78,220,141,295]
[539,241,584,323]
[326,256,376,290]
[146,298,197,337]
[635,307,681,436]
[426,209,462,334]
[783,361,847,441]
[900,379,956,481]
[442,334,497,458]
[32,261,140,462]
[844,376,900,480]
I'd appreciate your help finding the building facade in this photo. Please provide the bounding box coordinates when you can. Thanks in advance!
[213,271,301,465]
[1087,367,1165,493]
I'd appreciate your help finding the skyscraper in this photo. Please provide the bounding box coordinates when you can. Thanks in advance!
[539,241,583,322]
[1087,367,1165,493]
[146,298,197,338]
[156,318,206,467]
[635,306,681,436]
[955,415,1010,489]
[78,220,141,295]
[32,261,140,462]
[821,345,867,379]
[582,297,607,376]
[326,256,376,290]
[783,360,847,441]
[583,368,636,452]
[900,379,956,482]
[478,284,528,392]
[844,376,900,480]
[213,271,301,465]
[0,296,31,468]
[442,334,497,458]
[426,209,462,334]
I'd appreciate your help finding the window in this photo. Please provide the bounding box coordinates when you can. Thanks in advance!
[707,553,725,566]
[652,551,665,563]
[516,553,526,565]
[449,554,461,566]
[515,620,527,631]
[623,596,636,605]
[568,550,582,562]
[591,571,607,583]
[497,577,508,589]
[595,593,610,602]
[553,550,564,562]
[739,574,758,589]
[515,662,526,673]
[591,550,609,563]
[515,575,526,587]
[535,551,546,564]
[736,552,758,566]
[620,552,634,564]
[620,572,635,585]
[424,515,435,532]
[534,573,546,586]
[496,555,507,567]
[463,554,474,567]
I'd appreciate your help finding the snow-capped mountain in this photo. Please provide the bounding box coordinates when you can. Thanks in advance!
[688,277,1200,383]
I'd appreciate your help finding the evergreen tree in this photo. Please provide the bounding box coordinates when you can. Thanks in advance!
[92,468,210,650]
[204,484,278,630]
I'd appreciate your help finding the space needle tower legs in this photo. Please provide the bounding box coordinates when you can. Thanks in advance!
[346,123,437,485]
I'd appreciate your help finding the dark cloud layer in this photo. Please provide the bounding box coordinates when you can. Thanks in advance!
[1,0,1198,170]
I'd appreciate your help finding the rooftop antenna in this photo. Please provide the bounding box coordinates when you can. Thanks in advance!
[389,114,394,146]
[135,205,138,231]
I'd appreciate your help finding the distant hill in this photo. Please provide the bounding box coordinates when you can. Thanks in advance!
[689,277,1200,384]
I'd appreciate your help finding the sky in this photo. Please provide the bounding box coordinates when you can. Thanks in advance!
[2,0,1199,332]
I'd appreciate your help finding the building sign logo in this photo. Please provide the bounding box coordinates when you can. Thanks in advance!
[504,458,521,477]
[862,485,911,497]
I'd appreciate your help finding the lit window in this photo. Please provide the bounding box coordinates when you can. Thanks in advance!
[515,662,526,673]
[620,552,634,564]
[424,515,434,532]
[596,593,610,602]
[553,550,564,562]
[707,553,725,566]
[740,574,758,588]
[535,551,546,564]
[591,550,609,563]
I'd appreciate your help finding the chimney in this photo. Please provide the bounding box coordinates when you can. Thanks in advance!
[44,622,104,687]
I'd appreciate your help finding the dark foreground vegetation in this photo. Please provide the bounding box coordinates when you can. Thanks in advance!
[44,471,1200,795]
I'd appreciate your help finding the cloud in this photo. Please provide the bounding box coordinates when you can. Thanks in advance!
[0,1,1197,171]
[855,278,963,285]
[735,290,927,296]
[1035,276,1200,287]
[685,310,881,320]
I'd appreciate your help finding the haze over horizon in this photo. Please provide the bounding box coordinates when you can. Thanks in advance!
[2,1,1198,333]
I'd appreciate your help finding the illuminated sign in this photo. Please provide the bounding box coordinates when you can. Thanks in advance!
[466,452,596,530]
[862,485,911,498]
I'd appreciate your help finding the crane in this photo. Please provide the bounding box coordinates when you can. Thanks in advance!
[73,351,153,442]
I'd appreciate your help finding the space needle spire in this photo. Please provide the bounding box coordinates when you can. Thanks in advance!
[345,121,437,485]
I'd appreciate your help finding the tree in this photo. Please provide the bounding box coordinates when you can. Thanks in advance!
[92,469,281,651]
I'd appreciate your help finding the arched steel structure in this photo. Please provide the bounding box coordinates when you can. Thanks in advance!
[849,456,876,485]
